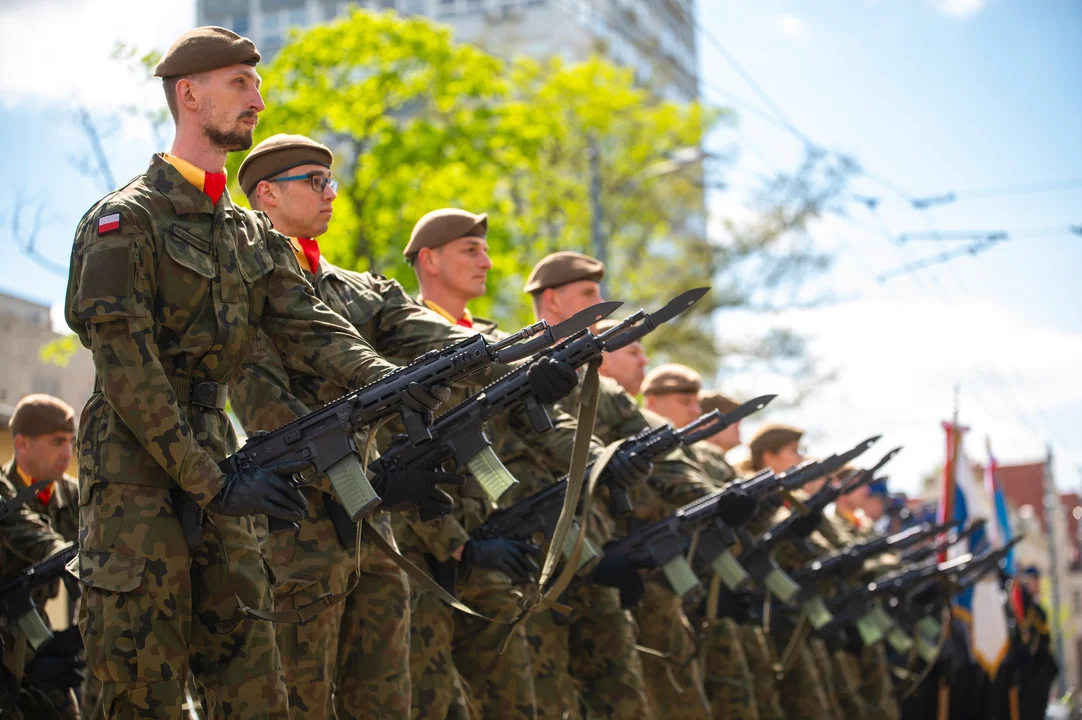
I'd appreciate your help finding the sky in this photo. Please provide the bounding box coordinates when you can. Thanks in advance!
[0,0,1079,500]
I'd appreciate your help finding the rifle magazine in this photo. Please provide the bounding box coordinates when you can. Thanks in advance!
[466,446,519,503]
[764,568,801,605]
[712,550,751,591]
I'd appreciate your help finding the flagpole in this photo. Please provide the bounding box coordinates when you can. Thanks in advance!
[1043,444,1067,696]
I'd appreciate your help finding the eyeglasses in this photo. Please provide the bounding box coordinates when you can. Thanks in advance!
[268,172,338,193]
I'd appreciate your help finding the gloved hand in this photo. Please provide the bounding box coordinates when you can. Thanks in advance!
[462,538,541,584]
[209,460,309,523]
[604,447,654,489]
[788,508,824,538]
[526,357,579,405]
[716,487,759,527]
[593,552,656,609]
[371,467,466,518]
[25,627,86,691]
[400,382,451,425]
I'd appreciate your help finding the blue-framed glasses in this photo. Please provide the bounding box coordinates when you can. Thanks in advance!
[268,172,338,193]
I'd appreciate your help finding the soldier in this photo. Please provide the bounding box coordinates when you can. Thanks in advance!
[229,135,493,718]
[1,400,83,718]
[4,395,79,543]
[641,365,759,720]
[526,253,721,720]
[64,27,436,719]
[699,390,742,455]
[400,209,593,720]
[595,319,648,396]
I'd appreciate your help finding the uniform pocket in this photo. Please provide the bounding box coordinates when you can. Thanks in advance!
[164,225,216,279]
[238,240,273,285]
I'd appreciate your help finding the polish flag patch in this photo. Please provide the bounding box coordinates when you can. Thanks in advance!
[98,213,121,235]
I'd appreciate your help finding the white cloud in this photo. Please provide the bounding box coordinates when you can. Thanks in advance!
[0,0,193,110]
[775,13,808,38]
[934,0,986,19]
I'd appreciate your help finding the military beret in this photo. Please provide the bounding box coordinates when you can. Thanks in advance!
[154,26,260,78]
[239,133,333,196]
[404,209,488,260]
[524,251,605,294]
[747,423,804,456]
[9,394,75,437]
[699,390,739,416]
[641,363,702,395]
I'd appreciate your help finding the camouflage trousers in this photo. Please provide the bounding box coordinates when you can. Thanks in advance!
[738,624,785,720]
[407,566,533,720]
[775,636,837,720]
[77,483,287,719]
[263,501,411,720]
[829,648,868,720]
[859,643,900,720]
[633,583,711,720]
[699,617,758,720]
[808,638,844,720]
[527,583,652,720]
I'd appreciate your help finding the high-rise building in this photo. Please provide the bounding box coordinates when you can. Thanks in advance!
[196,0,699,103]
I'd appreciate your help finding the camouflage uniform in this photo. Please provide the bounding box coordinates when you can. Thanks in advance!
[230,263,490,719]
[556,377,714,720]
[64,155,396,719]
[0,469,79,718]
[684,443,760,720]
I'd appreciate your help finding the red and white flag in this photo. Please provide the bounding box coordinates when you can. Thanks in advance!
[98,213,120,235]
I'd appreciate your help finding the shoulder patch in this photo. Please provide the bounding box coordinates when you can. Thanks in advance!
[98,212,121,235]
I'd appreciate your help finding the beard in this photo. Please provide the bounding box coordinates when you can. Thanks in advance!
[203,111,257,152]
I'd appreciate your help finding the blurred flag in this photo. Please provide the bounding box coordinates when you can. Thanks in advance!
[983,437,1015,576]
[937,421,1010,677]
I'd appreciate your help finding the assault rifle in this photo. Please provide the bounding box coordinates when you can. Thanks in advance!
[0,479,54,520]
[222,302,621,524]
[471,396,775,574]
[371,288,709,514]
[694,436,882,602]
[0,542,78,651]
[899,518,986,566]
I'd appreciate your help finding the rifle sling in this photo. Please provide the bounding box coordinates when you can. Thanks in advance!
[2,479,54,515]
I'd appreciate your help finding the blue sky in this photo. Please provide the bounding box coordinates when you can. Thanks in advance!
[0,0,1078,498]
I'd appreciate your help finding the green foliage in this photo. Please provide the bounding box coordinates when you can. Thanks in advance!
[39,335,79,368]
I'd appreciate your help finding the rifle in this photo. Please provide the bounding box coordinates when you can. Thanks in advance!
[694,436,881,604]
[222,301,621,526]
[899,518,986,566]
[733,445,900,597]
[0,480,54,521]
[0,542,78,651]
[371,288,709,512]
[471,396,776,573]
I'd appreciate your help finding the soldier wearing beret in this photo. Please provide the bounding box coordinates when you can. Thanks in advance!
[405,208,493,330]
[595,318,649,396]
[699,390,742,454]
[230,135,502,719]
[1,396,84,717]
[63,27,428,718]
[527,254,722,720]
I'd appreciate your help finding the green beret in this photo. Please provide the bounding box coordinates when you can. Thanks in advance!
[154,26,260,78]
[524,251,605,294]
[700,390,740,416]
[642,363,702,395]
[748,423,804,456]
[239,134,333,196]
[9,394,75,437]
[404,209,488,260]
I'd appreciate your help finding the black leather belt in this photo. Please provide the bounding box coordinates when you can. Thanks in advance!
[167,375,228,410]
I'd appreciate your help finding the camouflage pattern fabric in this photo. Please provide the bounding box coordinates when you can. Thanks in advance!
[701,617,758,720]
[830,648,869,720]
[0,473,78,719]
[407,587,478,720]
[66,155,397,718]
[739,623,786,720]
[809,637,845,720]
[777,640,839,720]
[859,643,900,720]
[2,461,79,546]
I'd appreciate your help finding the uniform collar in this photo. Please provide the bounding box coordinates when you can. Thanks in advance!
[420,297,473,327]
[150,153,233,217]
[11,460,56,507]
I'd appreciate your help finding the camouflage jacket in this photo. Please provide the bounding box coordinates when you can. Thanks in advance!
[0,460,78,544]
[64,155,396,508]
[0,472,66,676]
[688,442,739,488]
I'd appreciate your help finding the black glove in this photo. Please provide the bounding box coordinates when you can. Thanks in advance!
[371,468,466,518]
[401,382,451,424]
[462,538,541,584]
[526,357,579,404]
[25,627,86,691]
[788,508,824,538]
[209,460,309,523]
[605,447,654,489]
[716,487,759,527]
[593,552,655,609]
